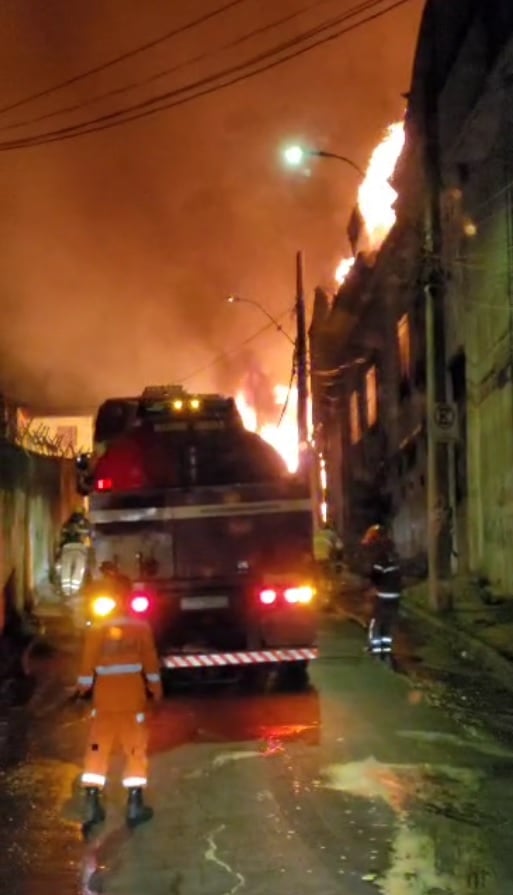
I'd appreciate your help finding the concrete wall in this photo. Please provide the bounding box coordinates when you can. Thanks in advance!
[0,441,77,632]
[438,30,513,590]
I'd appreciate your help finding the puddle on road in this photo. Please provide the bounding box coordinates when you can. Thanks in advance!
[321,756,498,893]
[212,750,262,769]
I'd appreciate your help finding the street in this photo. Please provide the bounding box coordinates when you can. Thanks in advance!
[0,611,512,895]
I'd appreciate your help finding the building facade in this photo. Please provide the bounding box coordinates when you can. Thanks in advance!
[311,0,513,588]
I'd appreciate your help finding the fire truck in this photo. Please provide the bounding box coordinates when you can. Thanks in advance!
[78,385,318,686]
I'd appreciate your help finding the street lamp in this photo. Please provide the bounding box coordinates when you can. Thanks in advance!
[226,295,295,345]
[282,144,365,178]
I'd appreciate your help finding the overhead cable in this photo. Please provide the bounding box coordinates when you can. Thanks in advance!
[0,0,412,151]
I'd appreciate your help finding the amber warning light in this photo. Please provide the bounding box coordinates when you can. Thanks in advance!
[258,585,314,606]
[91,595,117,618]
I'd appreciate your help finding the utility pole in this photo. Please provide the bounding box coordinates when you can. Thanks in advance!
[424,4,451,611]
[295,250,309,456]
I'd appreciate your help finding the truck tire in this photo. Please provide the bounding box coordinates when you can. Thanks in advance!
[277,660,309,691]
[239,664,269,693]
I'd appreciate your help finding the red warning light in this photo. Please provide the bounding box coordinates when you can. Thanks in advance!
[96,478,113,492]
[131,595,150,614]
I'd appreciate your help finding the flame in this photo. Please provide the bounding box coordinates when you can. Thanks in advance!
[335,119,405,286]
[334,256,355,285]
[236,386,300,473]
[358,121,405,247]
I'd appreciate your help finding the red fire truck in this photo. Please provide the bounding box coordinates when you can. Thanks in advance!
[79,385,318,686]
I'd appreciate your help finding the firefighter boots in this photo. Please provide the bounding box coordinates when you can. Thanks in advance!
[82,787,106,836]
[126,787,153,828]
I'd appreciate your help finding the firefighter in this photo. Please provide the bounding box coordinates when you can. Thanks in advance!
[313,522,337,566]
[367,539,402,656]
[313,522,338,608]
[60,506,90,546]
[75,568,162,833]
[58,506,91,597]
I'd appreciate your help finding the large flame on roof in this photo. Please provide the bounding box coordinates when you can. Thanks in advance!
[236,385,301,474]
[335,120,405,286]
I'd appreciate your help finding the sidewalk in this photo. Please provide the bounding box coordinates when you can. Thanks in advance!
[331,570,513,693]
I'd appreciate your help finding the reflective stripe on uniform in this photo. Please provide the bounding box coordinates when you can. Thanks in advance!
[82,772,106,786]
[145,672,160,683]
[376,592,400,599]
[78,675,94,687]
[123,776,147,788]
[95,663,143,676]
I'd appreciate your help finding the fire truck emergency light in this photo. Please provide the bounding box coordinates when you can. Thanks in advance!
[91,596,117,618]
[284,586,314,604]
[131,595,150,614]
[96,477,113,492]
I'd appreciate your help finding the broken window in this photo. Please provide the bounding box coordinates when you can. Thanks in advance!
[397,313,411,379]
[349,390,361,444]
[365,365,378,427]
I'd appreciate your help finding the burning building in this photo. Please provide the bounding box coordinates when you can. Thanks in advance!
[312,0,513,595]
[309,117,428,559]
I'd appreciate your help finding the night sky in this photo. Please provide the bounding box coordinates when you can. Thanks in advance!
[0,0,423,413]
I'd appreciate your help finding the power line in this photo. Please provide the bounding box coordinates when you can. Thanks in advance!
[0,0,393,141]
[278,352,297,427]
[0,0,345,133]
[181,306,294,383]
[0,0,412,151]
[0,0,250,117]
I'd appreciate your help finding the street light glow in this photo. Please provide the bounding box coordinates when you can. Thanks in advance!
[283,145,305,167]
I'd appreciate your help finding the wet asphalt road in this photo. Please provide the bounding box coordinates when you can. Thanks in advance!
[1,610,513,894]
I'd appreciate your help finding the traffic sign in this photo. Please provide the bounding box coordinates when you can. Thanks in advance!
[432,402,458,441]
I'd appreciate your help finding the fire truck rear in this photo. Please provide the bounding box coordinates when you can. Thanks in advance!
[82,386,318,684]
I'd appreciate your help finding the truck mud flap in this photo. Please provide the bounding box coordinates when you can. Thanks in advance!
[162,647,318,669]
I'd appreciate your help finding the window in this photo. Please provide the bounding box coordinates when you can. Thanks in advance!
[349,390,361,444]
[365,365,378,426]
[397,313,411,378]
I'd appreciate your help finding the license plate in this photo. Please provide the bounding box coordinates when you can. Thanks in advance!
[180,596,229,611]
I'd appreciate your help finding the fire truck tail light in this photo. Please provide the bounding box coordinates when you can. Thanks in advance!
[259,588,277,605]
[91,596,117,618]
[284,586,314,605]
[131,595,150,614]
[96,477,113,492]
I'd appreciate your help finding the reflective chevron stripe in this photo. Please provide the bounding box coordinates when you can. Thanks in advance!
[162,647,318,669]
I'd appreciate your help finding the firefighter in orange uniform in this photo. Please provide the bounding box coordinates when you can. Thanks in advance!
[76,566,162,833]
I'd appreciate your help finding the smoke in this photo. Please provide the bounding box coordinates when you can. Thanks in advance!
[0,0,423,412]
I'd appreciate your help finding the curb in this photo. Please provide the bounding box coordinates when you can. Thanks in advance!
[403,600,513,694]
